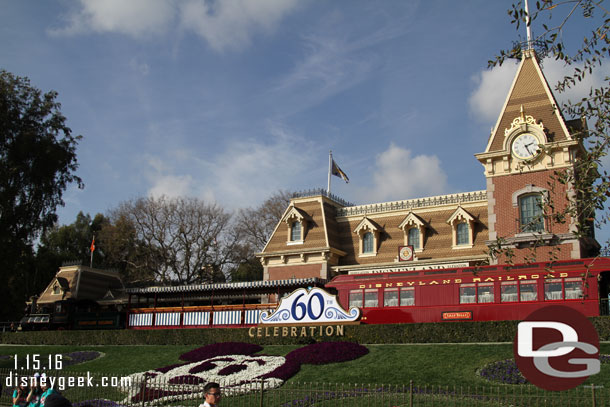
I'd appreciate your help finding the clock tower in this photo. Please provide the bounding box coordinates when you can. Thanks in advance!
[475,48,597,263]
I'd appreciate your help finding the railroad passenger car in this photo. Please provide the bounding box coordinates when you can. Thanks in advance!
[326,258,610,324]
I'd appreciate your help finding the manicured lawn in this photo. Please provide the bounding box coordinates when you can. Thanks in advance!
[1,342,609,388]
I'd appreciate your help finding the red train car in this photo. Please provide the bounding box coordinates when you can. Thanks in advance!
[326,258,610,324]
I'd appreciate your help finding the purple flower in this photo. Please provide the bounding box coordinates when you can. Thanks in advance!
[263,342,368,381]
[155,362,189,373]
[62,351,102,366]
[180,343,262,362]
[218,364,248,376]
[479,359,527,384]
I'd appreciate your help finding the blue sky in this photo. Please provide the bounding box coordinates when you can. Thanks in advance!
[2,0,609,247]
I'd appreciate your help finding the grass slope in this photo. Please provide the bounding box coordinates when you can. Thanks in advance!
[1,343,609,387]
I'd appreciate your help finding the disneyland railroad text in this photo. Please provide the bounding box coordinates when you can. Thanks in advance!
[357,273,570,289]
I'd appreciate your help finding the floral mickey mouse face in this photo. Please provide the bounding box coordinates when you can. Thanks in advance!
[121,341,368,405]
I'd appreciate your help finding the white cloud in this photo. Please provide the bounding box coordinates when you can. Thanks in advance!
[148,174,194,198]
[469,57,610,124]
[541,58,610,106]
[51,0,301,51]
[468,61,519,123]
[142,122,316,208]
[179,0,300,51]
[363,144,449,202]
[51,0,175,37]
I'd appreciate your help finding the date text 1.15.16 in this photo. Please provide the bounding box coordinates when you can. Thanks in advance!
[14,354,63,370]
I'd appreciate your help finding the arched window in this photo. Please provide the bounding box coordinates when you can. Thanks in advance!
[290,221,302,241]
[456,222,469,245]
[363,232,374,253]
[407,227,420,249]
[519,194,544,232]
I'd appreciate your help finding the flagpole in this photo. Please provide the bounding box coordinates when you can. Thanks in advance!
[524,0,532,47]
[90,235,94,268]
[327,150,332,195]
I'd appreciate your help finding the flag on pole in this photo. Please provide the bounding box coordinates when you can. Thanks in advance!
[90,236,95,268]
[331,159,349,183]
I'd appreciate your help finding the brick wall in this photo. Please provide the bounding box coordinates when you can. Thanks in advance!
[267,263,325,280]
[491,170,572,237]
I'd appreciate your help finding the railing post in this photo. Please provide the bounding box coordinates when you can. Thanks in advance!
[140,375,147,407]
[259,378,265,407]
[409,380,413,407]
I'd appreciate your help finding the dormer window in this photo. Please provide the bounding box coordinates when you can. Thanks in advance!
[456,222,469,245]
[363,232,375,253]
[354,217,380,257]
[407,227,420,249]
[290,221,302,241]
[399,212,426,252]
[52,284,61,295]
[447,206,476,249]
[282,205,309,245]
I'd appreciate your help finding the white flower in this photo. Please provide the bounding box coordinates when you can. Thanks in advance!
[121,355,286,405]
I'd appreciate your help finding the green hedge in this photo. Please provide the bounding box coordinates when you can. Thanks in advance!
[1,317,608,346]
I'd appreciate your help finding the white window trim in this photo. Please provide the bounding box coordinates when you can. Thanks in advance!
[447,207,475,249]
[282,206,308,245]
[513,186,547,234]
[354,217,380,257]
[398,212,425,253]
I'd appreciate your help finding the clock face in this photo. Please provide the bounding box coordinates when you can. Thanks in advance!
[511,133,540,160]
[399,246,413,261]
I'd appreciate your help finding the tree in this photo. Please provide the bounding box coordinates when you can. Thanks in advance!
[491,0,610,256]
[101,196,235,284]
[35,212,108,276]
[234,190,293,253]
[229,190,293,282]
[0,70,82,320]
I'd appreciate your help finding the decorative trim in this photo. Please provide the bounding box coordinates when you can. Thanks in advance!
[398,212,426,252]
[447,207,476,248]
[511,185,548,207]
[354,217,380,257]
[337,191,486,217]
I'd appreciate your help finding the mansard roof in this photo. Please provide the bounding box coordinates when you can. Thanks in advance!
[37,265,124,305]
[262,195,345,255]
[260,191,489,266]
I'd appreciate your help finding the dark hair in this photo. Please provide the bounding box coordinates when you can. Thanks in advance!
[204,382,220,394]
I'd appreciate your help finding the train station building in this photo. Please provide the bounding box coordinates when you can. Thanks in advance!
[258,48,600,285]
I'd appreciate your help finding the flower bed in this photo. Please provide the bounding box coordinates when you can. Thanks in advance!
[478,354,610,385]
[62,351,103,367]
[121,341,368,404]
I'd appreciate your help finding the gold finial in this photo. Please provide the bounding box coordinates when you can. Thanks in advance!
[520,105,525,121]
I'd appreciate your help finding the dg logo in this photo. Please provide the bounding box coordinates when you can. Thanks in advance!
[514,305,601,391]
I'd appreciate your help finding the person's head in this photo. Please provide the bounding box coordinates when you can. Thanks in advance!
[32,373,40,389]
[203,382,221,405]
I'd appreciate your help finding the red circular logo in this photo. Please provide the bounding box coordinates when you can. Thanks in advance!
[513,305,600,391]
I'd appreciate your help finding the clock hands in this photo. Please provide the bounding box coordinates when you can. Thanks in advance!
[524,142,537,156]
